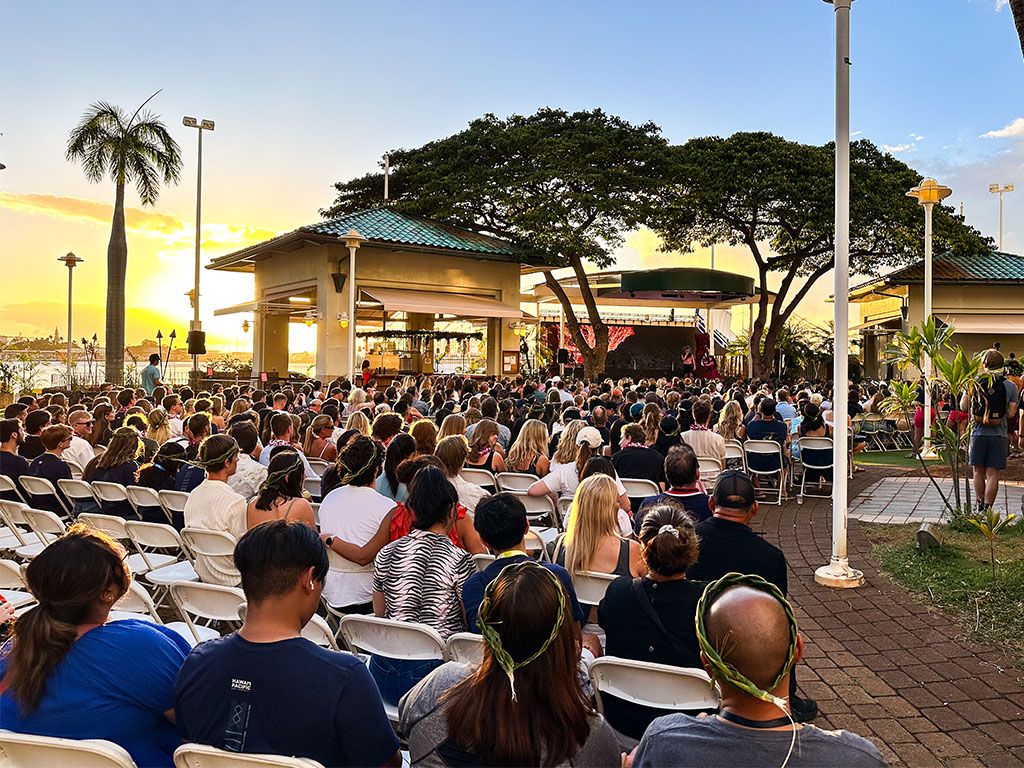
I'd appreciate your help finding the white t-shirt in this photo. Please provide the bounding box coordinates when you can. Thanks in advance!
[62,435,95,470]
[540,461,627,500]
[318,484,396,608]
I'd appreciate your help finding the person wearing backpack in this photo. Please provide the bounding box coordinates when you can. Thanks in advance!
[961,348,1019,511]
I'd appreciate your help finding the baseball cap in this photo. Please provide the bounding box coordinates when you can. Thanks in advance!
[576,426,603,448]
[713,470,757,510]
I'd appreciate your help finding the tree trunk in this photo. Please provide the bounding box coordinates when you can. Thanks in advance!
[1011,0,1024,61]
[542,259,609,379]
[105,183,127,385]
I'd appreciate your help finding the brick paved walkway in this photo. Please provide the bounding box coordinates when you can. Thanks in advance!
[753,466,1024,767]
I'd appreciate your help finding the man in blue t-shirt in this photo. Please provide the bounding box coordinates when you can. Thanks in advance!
[141,354,163,396]
[174,520,400,768]
[462,493,585,631]
[740,398,790,472]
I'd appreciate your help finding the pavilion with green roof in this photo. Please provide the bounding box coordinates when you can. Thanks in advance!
[208,208,547,379]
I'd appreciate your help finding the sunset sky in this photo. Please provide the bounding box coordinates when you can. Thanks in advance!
[1,0,1022,355]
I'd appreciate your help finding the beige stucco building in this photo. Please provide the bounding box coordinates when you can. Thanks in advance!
[852,250,1024,379]
[208,209,542,380]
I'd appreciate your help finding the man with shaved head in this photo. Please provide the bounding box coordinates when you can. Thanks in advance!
[631,582,885,767]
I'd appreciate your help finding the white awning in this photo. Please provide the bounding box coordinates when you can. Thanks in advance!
[940,313,1024,334]
[360,287,525,319]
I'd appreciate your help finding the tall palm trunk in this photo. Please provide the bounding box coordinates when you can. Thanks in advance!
[105,183,127,385]
[1011,0,1024,61]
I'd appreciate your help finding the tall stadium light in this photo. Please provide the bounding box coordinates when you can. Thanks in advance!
[816,0,864,589]
[907,178,952,459]
[58,252,84,388]
[341,229,367,382]
[989,183,1013,252]
[183,115,215,381]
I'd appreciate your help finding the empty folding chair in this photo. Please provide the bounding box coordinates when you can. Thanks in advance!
[124,520,200,611]
[306,458,331,477]
[742,440,786,505]
[518,494,559,529]
[724,440,746,472]
[445,632,485,665]
[589,656,719,749]
[18,475,72,520]
[91,481,139,519]
[174,742,326,768]
[0,499,39,556]
[23,508,68,548]
[797,436,834,503]
[572,570,617,610]
[126,485,173,525]
[494,472,539,493]
[472,553,496,572]
[57,477,100,515]
[0,731,139,768]
[338,614,446,722]
[0,473,28,504]
[0,557,35,609]
[109,578,163,623]
[459,467,496,489]
[168,580,244,646]
[158,489,190,529]
[619,478,660,501]
[64,457,85,478]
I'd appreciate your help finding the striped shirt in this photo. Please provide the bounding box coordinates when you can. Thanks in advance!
[372,529,474,640]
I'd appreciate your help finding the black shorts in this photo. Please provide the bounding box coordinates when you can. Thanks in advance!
[969,434,1009,470]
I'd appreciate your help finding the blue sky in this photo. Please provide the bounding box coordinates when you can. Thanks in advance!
[1,0,1022,348]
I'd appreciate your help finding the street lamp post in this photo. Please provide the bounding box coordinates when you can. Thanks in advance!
[341,229,366,382]
[907,178,952,459]
[183,116,215,382]
[58,252,83,389]
[816,0,864,589]
[989,183,1014,252]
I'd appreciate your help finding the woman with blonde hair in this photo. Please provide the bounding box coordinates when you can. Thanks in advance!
[209,395,226,431]
[228,398,251,419]
[639,402,661,446]
[346,387,368,414]
[302,414,338,462]
[555,474,644,581]
[550,420,585,470]
[465,419,506,474]
[345,409,371,436]
[715,399,744,443]
[505,419,550,477]
[435,434,488,513]
[409,418,437,455]
[145,408,172,446]
[437,413,467,442]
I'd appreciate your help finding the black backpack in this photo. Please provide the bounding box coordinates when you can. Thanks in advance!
[973,373,1008,427]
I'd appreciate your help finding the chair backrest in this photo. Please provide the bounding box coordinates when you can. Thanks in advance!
[339,614,446,661]
[620,478,660,499]
[589,656,719,714]
[303,477,322,499]
[517,494,557,527]
[445,632,485,665]
[0,474,27,503]
[158,490,190,514]
[0,500,32,545]
[326,547,373,574]
[0,558,28,590]
[743,439,783,471]
[113,579,162,622]
[57,478,98,504]
[64,458,85,478]
[472,553,496,572]
[93,444,107,456]
[306,458,331,476]
[572,570,617,607]
[18,475,67,515]
[174,743,326,768]
[301,614,341,650]
[124,520,191,563]
[797,436,834,469]
[23,508,67,542]
[494,472,538,493]
[77,512,131,541]
[0,731,139,768]
[181,527,238,558]
[91,481,132,505]
[459,467,495,488]
[169,580,244,636]
[125,485,166,514]
[697,456,723,476]
[724,440,744,460]
[523,529,551,561]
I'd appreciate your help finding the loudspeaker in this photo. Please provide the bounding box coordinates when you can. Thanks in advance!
[187,330,207,356]
[557,348,570,364]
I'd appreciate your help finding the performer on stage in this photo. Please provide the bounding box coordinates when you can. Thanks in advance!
[680,345,695,377]
[699,348,719,380]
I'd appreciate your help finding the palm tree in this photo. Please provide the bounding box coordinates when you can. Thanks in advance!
[1012,0,1024,61]
[66,92,181,384]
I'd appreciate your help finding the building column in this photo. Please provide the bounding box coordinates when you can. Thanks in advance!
[260,313,290,379]
[407,313,435,374]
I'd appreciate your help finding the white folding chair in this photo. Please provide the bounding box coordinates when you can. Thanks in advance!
[57,478,100,512]
[517,493,558,529]
[696,457,723,490]
[124,520,200,610]
[93,444,107,456]
[524,528,553,561]
[91,481,139,518]
[168,580,244,646]
[724,440,746,471]
[109,578,162,623]
[445,632,485,665]
[78,512,178,576]
[0,558,35,608]
[620,478,660,501]
[174,743,325,768]
[589,656,719,748]
[302,614,341,651]
[22,508,67,547]
[797,436,834,503]
[0,500,40,557]
[472,553,496,572]
[64,457,85,478]
[339,614,447,722]
[18,475,72,519]
[158,490,190,521]
[742,440,786,505]
[459,467,496,488]
[303,476,322,501]
[126,486,173,525]
[321,548,373,639]
[0,474,28,504]
[181,528,240,586]
[494,472,539,493]
[572,570,617,608]
[306,458,331,477]
[0,730,139,768]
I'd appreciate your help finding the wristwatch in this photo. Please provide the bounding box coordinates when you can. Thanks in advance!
[324,536,334,548]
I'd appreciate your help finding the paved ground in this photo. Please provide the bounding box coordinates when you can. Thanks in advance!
[849,475,1024,524]
[753,467,1024,767]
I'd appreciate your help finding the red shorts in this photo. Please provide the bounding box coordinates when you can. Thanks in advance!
[914,407,935,430]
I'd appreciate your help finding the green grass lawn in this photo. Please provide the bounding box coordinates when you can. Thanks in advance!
[861,522,1024,666]
[856,450,943,469]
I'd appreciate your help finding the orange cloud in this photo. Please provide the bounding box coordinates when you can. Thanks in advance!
[0,192,184,233]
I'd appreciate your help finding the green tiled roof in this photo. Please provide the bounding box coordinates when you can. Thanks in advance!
[303,208,521,257]
[885,250,1024,283]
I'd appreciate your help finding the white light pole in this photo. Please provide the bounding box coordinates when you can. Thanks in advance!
[58,252,83,388]
[341,229,366,382]
[183,116,215,381]
[907,178,952,459]
[816,0,863,589]
[989,183,1013,251]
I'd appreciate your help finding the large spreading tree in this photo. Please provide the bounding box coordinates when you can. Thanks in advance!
[66,94,181,384]
[649,132,991,378]
[322,108,669,377]
[1012,0,1024,60]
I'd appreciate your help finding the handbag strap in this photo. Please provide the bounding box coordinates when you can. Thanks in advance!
[630,578,691,659]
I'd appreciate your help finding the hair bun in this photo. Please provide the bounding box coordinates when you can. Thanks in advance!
[658,524,679,538]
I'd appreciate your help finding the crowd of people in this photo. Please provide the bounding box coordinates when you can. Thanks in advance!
[0,348,1018,767]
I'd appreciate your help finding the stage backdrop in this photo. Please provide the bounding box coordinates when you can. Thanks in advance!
[544,323,710,378]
